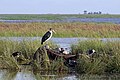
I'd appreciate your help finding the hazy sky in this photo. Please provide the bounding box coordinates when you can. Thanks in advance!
[0,0,120,14]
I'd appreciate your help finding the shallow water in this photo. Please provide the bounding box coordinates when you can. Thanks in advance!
[0,69,120,80]
[65,18,120,24]
[0,18,120,24]
[0,37,120,50]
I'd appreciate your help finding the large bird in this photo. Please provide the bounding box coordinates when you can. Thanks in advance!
[41,28,55,45]
[88,49,96,55]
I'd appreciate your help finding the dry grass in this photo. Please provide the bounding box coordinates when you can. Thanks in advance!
[0,22,120,37]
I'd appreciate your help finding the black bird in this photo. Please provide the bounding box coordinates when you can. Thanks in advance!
[88,49,96,55]
[11,51,21,57]
[41,28,55,45]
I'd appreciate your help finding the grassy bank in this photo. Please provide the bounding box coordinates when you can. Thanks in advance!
[71,40,120,74]
[0,14,120,20]
[0,22,120,38]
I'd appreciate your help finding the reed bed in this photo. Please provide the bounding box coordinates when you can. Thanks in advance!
[0,39,120,74]
[71,40,120,74]
[0,40,60,70]
[0,22,120,38]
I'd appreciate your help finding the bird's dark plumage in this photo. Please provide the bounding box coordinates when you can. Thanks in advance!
[41,31,51,45]
[11,51,21,57]
[88,49,96,55]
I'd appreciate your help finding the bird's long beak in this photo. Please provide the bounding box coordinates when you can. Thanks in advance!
[52,30,56,34]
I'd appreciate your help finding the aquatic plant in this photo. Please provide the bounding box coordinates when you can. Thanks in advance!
[0,40,59,70]
[71,40,120,74]
[0,39,120,74]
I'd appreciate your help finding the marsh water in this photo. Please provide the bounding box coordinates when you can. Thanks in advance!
[1,18,120,24]
[0,37,120,50]
[0,69,120,80]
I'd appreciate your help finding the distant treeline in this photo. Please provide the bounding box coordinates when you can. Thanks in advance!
[84,10,102,14]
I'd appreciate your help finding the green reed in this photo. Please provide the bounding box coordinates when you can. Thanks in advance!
[71,40,120,74]
[0,40,60,70]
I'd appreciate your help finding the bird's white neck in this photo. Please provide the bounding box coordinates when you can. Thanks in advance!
[49,30,53,34]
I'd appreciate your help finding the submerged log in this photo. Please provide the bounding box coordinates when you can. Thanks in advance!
[46,49,78,60]
[46,48,78,68]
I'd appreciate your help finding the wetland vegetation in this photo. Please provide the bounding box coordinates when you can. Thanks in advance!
[0,14,120,20]
[0,39,120,74]
[0,14,120,76]
[0,22,120,38]
[71,40,120,74]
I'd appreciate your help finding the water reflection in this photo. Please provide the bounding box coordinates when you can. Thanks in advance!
[0,69,120,80]
[33,71,59,80]
[0,69,78,80]
[0,70,17,80]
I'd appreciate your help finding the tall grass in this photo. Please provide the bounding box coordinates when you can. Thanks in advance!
[0,39,120,74]
[0,22,120,37]
[0,40,60,70]
[71,40,120,74]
